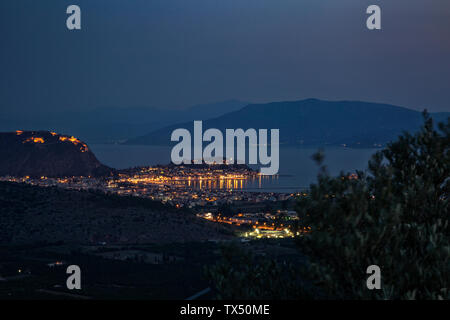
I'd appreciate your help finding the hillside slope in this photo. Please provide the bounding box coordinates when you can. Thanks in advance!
[0,131,112,177]
[0,181,233,245]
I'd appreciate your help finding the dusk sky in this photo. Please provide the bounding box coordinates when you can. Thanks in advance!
[1,0,449,113]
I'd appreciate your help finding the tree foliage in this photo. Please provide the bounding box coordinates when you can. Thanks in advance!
[205,243,314,299]
[296,113,449,299]
[208,114,449,300]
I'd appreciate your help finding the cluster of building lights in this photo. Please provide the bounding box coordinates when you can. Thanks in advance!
[197,211,311,239]
[16,130,89,153]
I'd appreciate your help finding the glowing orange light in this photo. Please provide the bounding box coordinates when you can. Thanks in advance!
[23,137,45,144]
[59,135,89,152]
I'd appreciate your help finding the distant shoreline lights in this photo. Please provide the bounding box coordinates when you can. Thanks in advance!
[170,121,279,175]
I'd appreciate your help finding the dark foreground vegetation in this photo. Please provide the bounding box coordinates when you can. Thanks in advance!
[0,184,236,299]
[207,114,449,300]
[0,242,221,299]
[0,182,232,244]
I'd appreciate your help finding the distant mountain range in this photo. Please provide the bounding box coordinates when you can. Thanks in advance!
[125,99,450,148]
[0,100,248,144]
[0,131,112,177]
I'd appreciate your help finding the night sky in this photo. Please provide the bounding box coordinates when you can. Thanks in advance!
[1,0,449,113]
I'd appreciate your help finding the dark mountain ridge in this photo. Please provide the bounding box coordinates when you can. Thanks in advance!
[0,131,112,178]
[0,181,232,244]
[126,99,450,147]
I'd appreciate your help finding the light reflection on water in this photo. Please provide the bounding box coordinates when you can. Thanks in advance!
[91,144,378,193]
[177,175,279,191]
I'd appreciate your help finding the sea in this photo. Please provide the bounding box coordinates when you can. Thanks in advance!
[91,145,378,193]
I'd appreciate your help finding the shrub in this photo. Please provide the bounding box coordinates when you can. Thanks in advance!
[296,113,449,299]
[205,243,313,300]
[207,114,449,300]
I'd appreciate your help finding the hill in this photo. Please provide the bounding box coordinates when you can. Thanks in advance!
[126,99,450,147]
[0,181,233,245]
[0,131,112,177]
